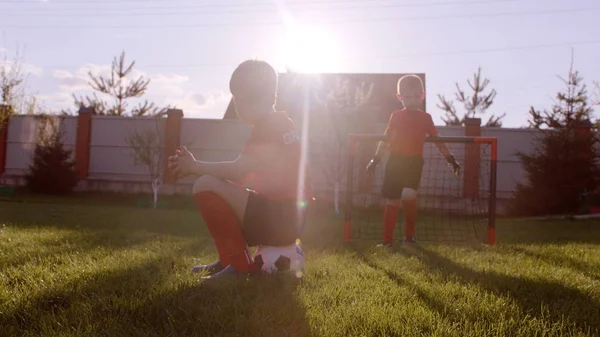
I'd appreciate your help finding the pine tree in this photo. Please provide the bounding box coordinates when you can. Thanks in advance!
[73,51,166,116]
[25,115,79,195]
[437,67,505,127]
[509,62,599,216]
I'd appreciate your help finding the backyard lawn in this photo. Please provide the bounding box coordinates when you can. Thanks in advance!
[1,194,600,336]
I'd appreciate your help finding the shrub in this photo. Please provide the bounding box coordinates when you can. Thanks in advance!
[25,115,78,195]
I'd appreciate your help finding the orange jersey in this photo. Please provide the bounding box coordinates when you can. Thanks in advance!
[385,109,438,156]
[242,111,312,201]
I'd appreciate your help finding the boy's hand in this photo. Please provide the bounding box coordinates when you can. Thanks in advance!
[168,146,196,178]
[446,155,461,178]
[366,156,380,176]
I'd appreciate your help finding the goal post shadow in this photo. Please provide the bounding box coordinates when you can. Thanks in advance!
[344,134,498,245]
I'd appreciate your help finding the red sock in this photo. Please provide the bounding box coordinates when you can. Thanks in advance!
[403,198,418,240]
[383,205,398,244]
[193,192,253,273]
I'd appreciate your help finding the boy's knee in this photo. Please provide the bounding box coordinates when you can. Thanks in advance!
[193,175,221,195]
[192,175,248,221]
[401,188,417,201]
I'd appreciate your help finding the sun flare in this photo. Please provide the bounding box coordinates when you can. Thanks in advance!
[278,24,340,73]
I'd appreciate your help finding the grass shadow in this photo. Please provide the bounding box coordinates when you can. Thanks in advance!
[2,255,177,336]
[355,250,443,307]
[134,273,310,337]
[510,246,600,281]
[0,239,310,336]
[397,245,600,335]
[353,248,497,335]
[2,253,311,337]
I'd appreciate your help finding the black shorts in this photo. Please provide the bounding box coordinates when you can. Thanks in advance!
[241,191,305,247]
[381,154,424,199]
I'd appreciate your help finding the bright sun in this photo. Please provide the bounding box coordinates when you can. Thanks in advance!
[279,24,340,73]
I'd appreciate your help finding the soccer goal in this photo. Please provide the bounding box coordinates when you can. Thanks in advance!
[344,134,498,245]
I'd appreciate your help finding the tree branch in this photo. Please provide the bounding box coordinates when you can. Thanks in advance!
[73,51,163,117]
[437,67,502,126]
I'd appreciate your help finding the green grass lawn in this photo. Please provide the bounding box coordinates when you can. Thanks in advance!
[1,194,600,337]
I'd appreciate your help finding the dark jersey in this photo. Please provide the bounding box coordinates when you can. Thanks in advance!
[242,111,312,201]
[385,109,438,157]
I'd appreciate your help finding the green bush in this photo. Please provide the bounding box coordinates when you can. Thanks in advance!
[25,115,78,195]
[508,68,599,216]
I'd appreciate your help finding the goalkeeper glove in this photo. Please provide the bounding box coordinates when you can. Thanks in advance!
[446,154,461,177]
[366,156,380,176]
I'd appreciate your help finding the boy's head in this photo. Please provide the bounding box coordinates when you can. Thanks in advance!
[396,74,425,110]
[229,59,278,124]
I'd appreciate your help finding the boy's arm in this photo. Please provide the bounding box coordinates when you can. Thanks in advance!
[427,118,461,175]
[367,129,390,175]
[372,113,395,160]
[190,154,256,182]
[373,140,388,160]
[434,142,461,177]
[190,143,278,182]
[434,142,454,161]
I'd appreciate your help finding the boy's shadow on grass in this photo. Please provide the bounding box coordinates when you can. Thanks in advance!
[354,249,471,331]
[140,273,311,337]
[3,254,311,337]
[390,245,600,334]
[3,255,174,335]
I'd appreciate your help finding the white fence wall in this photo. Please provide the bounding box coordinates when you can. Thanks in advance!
[4,115,77,176]
[88,116,165,182]
[0,114,561,203]
[483,127,538,199]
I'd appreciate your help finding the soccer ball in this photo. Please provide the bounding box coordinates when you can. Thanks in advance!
[253,243,305,275]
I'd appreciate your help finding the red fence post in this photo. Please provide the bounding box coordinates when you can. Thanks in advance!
[488,138,498,246]
[75,107,94,180]
[0,105,10,176]
[162,109,184,184]
[463,118,482,199]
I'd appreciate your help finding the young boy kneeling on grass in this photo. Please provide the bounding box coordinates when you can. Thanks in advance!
[168,59,312,279]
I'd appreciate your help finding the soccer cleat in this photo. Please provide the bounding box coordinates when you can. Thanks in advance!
[200,264,250,280]
[377,242,393,248]
[404,237,417,244]
[190,260,225,275]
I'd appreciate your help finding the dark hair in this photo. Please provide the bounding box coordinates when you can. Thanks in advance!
[229,59,278,105]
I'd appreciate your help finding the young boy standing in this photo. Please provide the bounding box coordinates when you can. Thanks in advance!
[366,74,460,245]
[168,59,312,279]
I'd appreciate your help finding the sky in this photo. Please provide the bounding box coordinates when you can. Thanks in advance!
[0,0,599,127]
